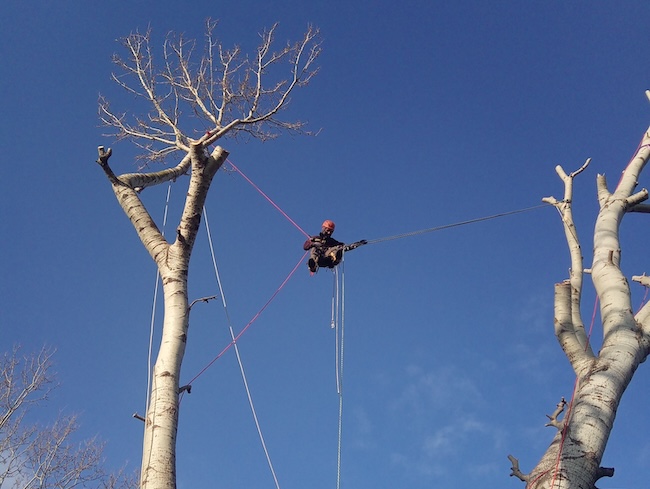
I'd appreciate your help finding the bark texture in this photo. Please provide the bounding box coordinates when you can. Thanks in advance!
[98,145,229,489]
[511,128,650,489]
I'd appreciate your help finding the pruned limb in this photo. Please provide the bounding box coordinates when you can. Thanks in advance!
[96,146,121,186]
[626,188,649,209]
[97,146,191,192]
[629,202,650,213]
[544,159,594,357]
[97,147,169,266]
[633,274,650,287]
[555,281,594,373]
[596,466,614,480]
[545,397,567,430]
[507,455,529,482]
[132,413,146,422]
[188,295,218,311]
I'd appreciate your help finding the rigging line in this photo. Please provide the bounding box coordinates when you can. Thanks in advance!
[202,206,282,489]
[333,267,341,395]
[145,182,172,416]
[226,158,311,239]
[364,203,550,245]
[336,257,346,489]
[184,250,308,387]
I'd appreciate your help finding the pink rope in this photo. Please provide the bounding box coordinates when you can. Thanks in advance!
[185,251,308,387]
[227,158,310,239]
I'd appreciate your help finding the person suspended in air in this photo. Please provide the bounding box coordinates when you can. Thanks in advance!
[303,220,367,274]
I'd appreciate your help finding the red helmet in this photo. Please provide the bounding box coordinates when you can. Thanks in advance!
[322,219,335,231]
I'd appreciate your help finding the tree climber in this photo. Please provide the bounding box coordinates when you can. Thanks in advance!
[303,220,367,274]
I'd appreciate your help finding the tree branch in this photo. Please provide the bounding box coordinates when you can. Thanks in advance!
[554,281,594,373]
[543,159,594,357]
[544,397,567,430]
[507,454,529,482]
[629,202,650,213]
[101,22,321,163]
[96,147,169,266]
[593,128,650,341]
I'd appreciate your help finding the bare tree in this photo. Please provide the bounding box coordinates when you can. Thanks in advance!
[508,121,650,488]
[0,346,134,489]
[96,21,321,489]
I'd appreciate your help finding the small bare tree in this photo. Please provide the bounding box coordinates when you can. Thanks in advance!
[96,21,320,489]
[0,346,134,489]
[508,121,650,488]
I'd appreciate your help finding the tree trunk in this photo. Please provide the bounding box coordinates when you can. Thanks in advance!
[512,128,650,488]
[98,144,229,489]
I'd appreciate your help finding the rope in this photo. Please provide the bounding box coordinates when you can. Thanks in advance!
[184,250,307,387]
[202,206,282,489]
[335,260,345,489]
[364,204,550,245]
[227,158,310,239]
[145,183,172,417]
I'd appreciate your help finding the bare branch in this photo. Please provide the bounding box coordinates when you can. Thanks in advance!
[633,273,650,287]
[0,347,135,489]
[1,346,55,431]
[507,455,529,482]
[544,397,567,430]
[629,202,650,213]
[101,22,321,163]
[543,159,594,356]
[188,295,218,311]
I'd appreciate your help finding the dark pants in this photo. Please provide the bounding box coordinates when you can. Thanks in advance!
[309,246,344,270]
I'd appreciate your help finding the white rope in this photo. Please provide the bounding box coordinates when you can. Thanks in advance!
[334,257,346,489]
[203,206,281,489]
[145,183,172,417]
[332,265,341,393]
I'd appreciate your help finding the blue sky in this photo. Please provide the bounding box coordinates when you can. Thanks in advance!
[2,1,650,488]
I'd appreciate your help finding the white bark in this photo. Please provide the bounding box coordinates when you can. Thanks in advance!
[98,23,321,489]
[511,127,650,489]
[98,144,229,489]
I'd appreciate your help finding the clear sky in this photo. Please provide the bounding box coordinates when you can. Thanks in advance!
[2,1,650,488]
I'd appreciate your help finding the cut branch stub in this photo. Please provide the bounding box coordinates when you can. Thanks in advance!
[507,454,529,482]
[545,397,567,430]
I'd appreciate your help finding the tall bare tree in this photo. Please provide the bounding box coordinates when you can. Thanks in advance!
[508,121,650,488]
[0,346,134,489]
[96,21,321,489]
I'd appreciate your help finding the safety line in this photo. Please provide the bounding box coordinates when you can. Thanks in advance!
[145,183,172,417]
[227,158,310,239]
[334,258,346,489]
[364,204,550,245]
[202,206,281,489]
[184,250,308,387]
